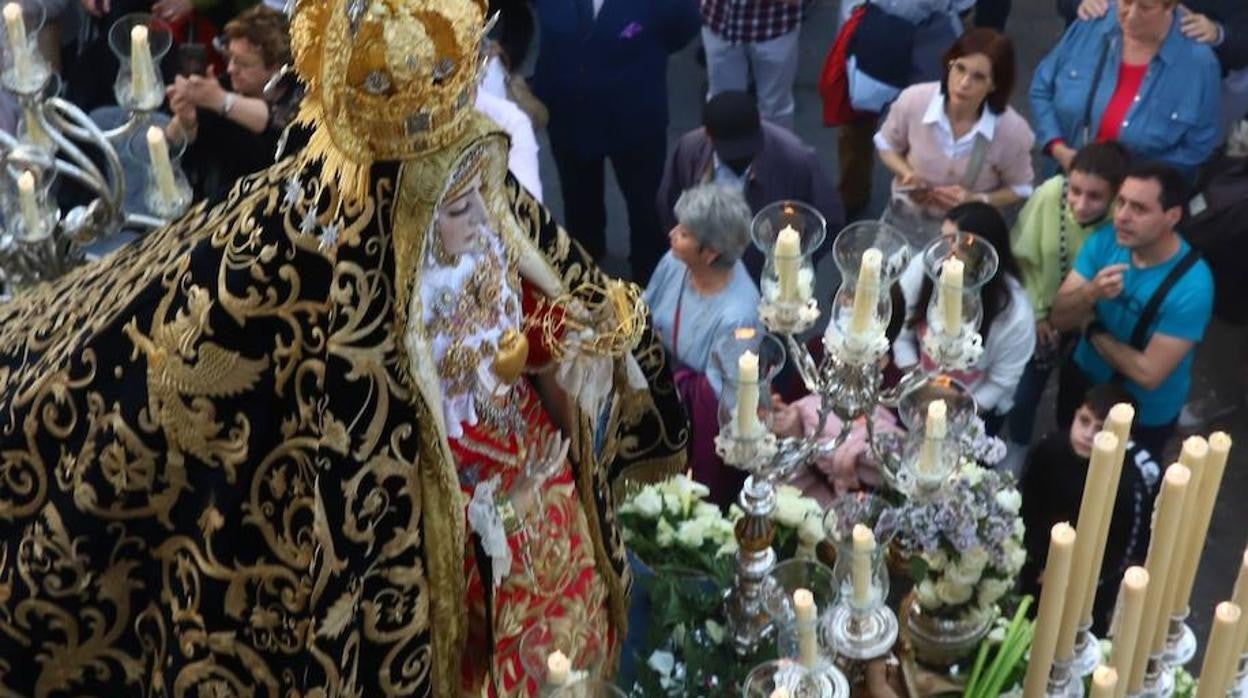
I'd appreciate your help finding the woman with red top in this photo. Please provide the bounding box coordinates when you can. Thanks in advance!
[1030,0,1221,179]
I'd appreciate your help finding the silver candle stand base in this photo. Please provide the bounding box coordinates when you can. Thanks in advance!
[826,603,898,662]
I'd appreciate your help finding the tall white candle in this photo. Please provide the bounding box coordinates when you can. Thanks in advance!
[849,248,883,337]
[793,588,819,668]
[146,126,180,207]
[851,523,875,608]
[917,399,947,475]
[1230,543,1248,663]
[1080,403,1135,629]
[1090,666,1118,698]
[1195,602,1242,698]
[938,258,964,338]
[546,649,571,686]
[735,350,760,438]
[130,25,156,107]
[774,225,801,302]
[1023,522,1078,698]
[16,170,40,234]
[1171,437,1216,620]
[1108,567,1149,698]
[3,3,30,84]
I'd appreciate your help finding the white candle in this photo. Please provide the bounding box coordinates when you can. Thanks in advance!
[775,225,801,302]
[1023,522,1078,698]
[768,689,791,698]
[1090,666,1118,698]
[1171,437,1216,620]
[1108,567,1149,698]
[735,350,760,438]
[793,588,819,668]
[938,257,964,338]
[146,126,180,207]
[1080,404,1135,629]
[851,523,875,608]
[130,25,155,107]
[1057,431,1119,663]
[849,248,883,337]
[21,105,48,148]
[917,399,947,476]
[1195,602,1242,698]
[3,3,30,84]
[1231,544,1248,662]
[16,170,40,234]
[546,649,571,686]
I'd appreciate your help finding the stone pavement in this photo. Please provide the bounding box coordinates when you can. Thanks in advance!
[532,0,1248,660]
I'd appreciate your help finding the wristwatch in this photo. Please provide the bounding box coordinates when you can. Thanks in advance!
[220,92,236,117]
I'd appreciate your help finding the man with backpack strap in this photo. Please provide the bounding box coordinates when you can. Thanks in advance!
[1050,162,1215,458]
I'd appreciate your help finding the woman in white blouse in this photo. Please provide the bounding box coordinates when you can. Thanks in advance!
[893,201,1035,433]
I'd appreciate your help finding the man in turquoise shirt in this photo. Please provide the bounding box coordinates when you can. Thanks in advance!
[1050,162,1213,458]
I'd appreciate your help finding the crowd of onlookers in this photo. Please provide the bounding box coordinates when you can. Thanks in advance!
[6,0,1248,631]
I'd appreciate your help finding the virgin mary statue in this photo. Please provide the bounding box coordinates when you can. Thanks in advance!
[0,0,688,695]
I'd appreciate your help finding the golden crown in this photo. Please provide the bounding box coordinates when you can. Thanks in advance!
[290,0,489,201]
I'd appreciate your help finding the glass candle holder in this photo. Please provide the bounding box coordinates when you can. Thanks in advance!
[920,231,999,345]
[1,1,50,94]
[548,680,626,698]
[2,160,56,243]
[752,200,825,308]
[831,535,889,614]
[710,328,785,445]
[825,220,912,362]
[127,126,192,219]
[517,617,606,691]
[744,659,841,698]
[896,374,976,490]
[109,14,172,112]
[766,559,838,671]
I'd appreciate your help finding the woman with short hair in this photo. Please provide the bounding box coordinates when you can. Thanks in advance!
[644,183,760,506]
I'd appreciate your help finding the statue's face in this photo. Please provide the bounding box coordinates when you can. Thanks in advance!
[434,175,488,259]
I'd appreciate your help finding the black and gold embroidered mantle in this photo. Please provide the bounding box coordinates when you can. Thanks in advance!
[0,117,687,696]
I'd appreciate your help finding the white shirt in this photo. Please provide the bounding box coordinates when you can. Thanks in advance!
[873,87,1033,198]
[892,256,1035,413]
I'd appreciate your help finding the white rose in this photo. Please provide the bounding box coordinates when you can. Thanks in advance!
[716,540,738,557]
[663,492,684,517]
[923,549,949,571]
[916,579,943,608]
[773,486,806,528]
[960,463,986,487]
[961,546,990,574]
[647,650,676,678]
[1008,545,1026,573]
[936,578,975,606]
[693,502,721,521]
[633,488,663,518]
[676,518,710,549]
[978,578,1012,607]
[946,561,983,587]
[994,489,1022,514]
[798,514,824,545]
[1013,518,1026,539]
[656,517,676,547]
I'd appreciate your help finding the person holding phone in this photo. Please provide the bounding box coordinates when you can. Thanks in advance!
[1049,162,1214,458]
[165,4,299,201]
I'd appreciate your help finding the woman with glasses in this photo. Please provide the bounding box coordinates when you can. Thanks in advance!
[874,28,1035,221]
[1030,0,1221,179]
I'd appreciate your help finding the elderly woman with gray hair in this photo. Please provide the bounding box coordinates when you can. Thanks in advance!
[644,183,761,505]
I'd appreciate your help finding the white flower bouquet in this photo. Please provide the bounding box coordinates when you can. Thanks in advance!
[893,460,1026,622]
[729,484,826,561]
[618,474,738,577]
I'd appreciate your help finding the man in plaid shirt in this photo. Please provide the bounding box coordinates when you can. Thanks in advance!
[701,0,805,129]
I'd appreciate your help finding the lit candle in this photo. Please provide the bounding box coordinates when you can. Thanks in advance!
[546,649,571,686]
[775,225,801,302]
[1127,464,1191,694]
[849,248,883,337]
[1057,431,1119,663]
[1108,567,1149,698]
[1080,403,1135,629]
[3,3,30,84]
[1195,602,1242,698]
[1090,666,1118,698]
[917,399,947,476]
[851,523,875,608]
[1022,522,1077,698]
[938,257,964,338]
[793,588,819,668]
[21,105,48,148]
[1231,544,1248,664]
[735,350,760,438]
[16,170,40,234]
[130,25,156,107]
[146,126,180,208]
[1171,437,1217,621]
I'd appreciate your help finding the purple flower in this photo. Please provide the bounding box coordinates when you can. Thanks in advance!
[619,21,644,39]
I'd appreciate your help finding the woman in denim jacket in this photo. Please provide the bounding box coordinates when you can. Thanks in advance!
[1030,0,1221,179]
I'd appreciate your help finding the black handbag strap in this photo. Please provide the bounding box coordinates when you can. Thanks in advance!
[1080,33,1113,147]
[1127,248,1201,351]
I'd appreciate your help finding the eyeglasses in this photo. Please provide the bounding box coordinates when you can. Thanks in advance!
[948,60,993,87]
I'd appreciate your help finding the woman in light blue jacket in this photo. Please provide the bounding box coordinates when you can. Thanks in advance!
[1030,0,1220,179]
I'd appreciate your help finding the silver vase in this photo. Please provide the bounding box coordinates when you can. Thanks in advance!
[905,597,995,668]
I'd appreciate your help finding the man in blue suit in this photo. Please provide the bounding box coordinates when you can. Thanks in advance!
[531,0,701,283]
